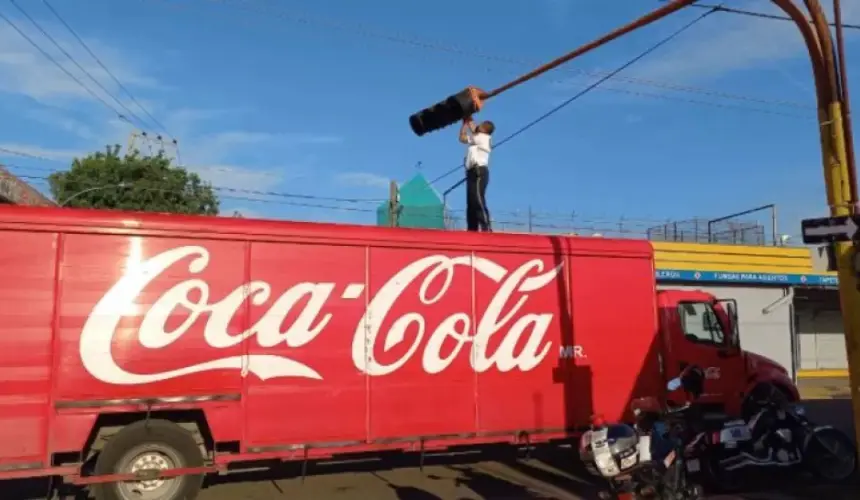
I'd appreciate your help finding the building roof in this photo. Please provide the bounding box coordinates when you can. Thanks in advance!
[0,166,55,206]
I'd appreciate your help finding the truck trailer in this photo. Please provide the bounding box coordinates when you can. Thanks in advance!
[0,206,798,499]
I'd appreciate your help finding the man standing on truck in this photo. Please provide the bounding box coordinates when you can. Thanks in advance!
[459,115,494,232]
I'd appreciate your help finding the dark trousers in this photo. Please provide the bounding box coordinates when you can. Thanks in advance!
[466,166,491,232]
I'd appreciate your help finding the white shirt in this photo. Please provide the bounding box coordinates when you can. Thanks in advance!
[465,132,492,169]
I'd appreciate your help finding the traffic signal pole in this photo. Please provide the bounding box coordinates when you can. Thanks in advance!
[410,0,860,454]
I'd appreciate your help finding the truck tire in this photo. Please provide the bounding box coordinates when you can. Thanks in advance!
[91,419,205,500]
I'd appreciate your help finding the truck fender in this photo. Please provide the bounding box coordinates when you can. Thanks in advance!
[742,374,799,415]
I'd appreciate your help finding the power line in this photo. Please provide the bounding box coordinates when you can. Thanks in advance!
[12,169,783,238]
[440,49,812,119]
[9,0,154,131]
[0,7,131,124]
[4,162,736,227]
[680,2,860,30]
[428,6,719,184]
[0,146,58,162]
[40,0,176,141]
[21,172,791,242]
[0,144,267,185]
[10,174,685,232]
[2,162,386,205]
[143,0,811,112]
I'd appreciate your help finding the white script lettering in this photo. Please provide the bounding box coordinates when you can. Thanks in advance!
[79,246,562,385]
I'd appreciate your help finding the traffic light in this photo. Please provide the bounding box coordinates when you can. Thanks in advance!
[409,87,484,137]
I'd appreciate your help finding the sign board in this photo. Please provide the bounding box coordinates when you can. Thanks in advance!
[801,215,860,244]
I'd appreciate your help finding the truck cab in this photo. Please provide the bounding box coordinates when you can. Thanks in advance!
[657,290,799,418]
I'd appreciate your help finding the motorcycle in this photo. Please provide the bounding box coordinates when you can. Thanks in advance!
[579,366,707,499]
[699,396,857,492]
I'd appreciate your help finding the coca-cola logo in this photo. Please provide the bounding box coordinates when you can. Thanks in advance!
[79,246,563,385]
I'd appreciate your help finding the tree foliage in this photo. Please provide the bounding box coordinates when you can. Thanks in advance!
[48,145,219,215]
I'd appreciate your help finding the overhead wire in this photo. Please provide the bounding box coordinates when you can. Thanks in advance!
[0,7,132,125]
[16,172,726,235]
[8,0,154,131]
[39,0,176,141]
[5,163,732,229]
[7,164,782,243]
[1,161,387,205]
[143,0,811,112]
[678,1,860,30]
[410,46,813,119]
[428,5,721,185]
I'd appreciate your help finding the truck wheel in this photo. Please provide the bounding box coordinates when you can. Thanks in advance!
[91,419,204,500]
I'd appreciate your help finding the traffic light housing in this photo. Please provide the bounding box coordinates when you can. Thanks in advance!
[409,87,484,137]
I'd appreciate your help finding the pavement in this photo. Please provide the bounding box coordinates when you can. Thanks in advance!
[5,378,858,499]
[797,375,855,400]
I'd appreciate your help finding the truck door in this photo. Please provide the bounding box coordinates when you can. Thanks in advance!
[671,301,745,409]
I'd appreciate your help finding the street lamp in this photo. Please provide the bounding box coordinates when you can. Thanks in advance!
[58,182,130,207]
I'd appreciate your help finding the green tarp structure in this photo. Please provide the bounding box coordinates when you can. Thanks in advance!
[376,173,446,229]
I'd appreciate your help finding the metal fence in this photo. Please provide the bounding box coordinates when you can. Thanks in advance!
[645,218,767,246]
[442,208,773,246]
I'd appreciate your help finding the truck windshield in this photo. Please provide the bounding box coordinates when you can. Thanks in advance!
[678,302,725,345]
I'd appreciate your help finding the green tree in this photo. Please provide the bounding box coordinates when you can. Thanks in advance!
[48,145,219,215]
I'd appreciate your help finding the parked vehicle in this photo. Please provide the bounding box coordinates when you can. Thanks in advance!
[700,397,857,492]
[0,206,800,498]
[579,365,707,499]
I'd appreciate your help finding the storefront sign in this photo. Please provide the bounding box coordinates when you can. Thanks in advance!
[656,269,838,286]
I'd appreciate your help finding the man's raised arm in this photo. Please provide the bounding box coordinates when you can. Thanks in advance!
[459,116,478,144]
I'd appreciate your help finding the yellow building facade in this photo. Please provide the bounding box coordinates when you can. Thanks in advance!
[652,242,836,287]
[652,242,842,378]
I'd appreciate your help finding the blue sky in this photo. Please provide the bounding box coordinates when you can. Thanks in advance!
[0,0,857,242]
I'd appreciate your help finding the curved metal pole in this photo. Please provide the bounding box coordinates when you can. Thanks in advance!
[447,0,860,454]
[833,0,858,200]
[768,0,860,460]
[59,183,129,207]
[477,1,832,109]
[771,0,829,106]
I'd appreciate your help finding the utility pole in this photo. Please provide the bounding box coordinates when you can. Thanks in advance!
[126,129,181,164]
[127,130,154,155]
[528,206,533,232]
[388,180,400,227]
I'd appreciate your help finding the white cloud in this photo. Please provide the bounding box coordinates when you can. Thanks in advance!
[0,14,341,201]
[0,16,160,107]
[175,129,339,192]
[200,131,342,148]
[23,108,97,140]
[186,163,288,194]
[336,172,390,188]
[628,2,860,84]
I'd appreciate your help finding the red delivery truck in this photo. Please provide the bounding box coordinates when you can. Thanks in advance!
[0,206,798,499]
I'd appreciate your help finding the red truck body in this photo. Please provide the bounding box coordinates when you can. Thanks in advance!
[0,206,797,492]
